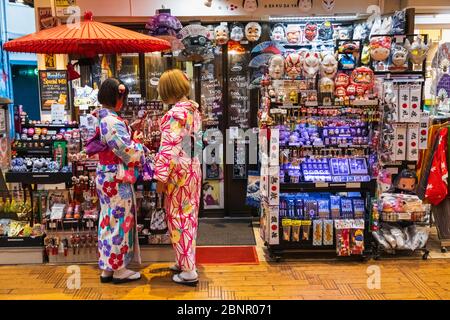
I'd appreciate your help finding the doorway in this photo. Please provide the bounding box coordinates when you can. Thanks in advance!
[11,64,40,120]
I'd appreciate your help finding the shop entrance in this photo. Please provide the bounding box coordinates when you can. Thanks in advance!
[11,64,40,120]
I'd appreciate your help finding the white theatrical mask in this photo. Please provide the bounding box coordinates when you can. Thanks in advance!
[230,25,244,42]
[303,51,321,78]
[214,24,229,45]
[268,55,285,79]
[243,0,258,13]
[245,22,262,42]
[320,53,338,79]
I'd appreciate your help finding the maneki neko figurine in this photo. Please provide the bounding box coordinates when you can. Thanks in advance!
[285,52,303,79]
[370,36,392,71]
[405,36,431,71]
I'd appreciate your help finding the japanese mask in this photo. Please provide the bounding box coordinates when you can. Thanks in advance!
[335,72,350,88]
[353,23,369,41]
[268,54,285,79]
[271,24,286,42]
[304,23,318,42]
[243,0,259,13]
[405,36,431,65]
[245,22,262,42]
[322,0,335,12]
[286,25,302,44]
[351,66,375,91]
[391,44,409,67]
[285,52,303,79]
[338,27,353,40]
[297,0,312,12]
[214,24,229,45]
[318,21,334,41]
[370,36,392,62]
[230,24,244,42]
[320,53,338,79]
[303,51,321,78]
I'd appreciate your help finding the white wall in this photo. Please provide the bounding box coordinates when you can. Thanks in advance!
[6,2,36,39]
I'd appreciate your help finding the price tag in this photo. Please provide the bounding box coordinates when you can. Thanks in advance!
[398,212,411,220]
[79,104,89,111]
[315,183,329,188]
[346,183,361,188]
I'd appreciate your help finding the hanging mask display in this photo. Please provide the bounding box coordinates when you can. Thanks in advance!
[285,52,303,79]
[338,53,356,70]
[230,23,244,42]
[243,0,259,13]
[370,36,392,71]
[390,44,408,70]
[353,23,369,41]
[392,10,406,35]
[245,22,262,42]
[338,26,353,40]
[303,51,321,78]
[297,0,313,12]
[321,0,336,12]
[271,24,286,42]
[286,25,302,44]
[320,53,338,79]
[361,44,371,65]
[370,16,382,37]
[268,54,285,80]
[304,23,318,42]
[214,23,229,45]
[405,36,431,71]
[318,21,334,41]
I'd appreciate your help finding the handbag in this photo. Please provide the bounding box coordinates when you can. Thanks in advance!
[85,127,108,156]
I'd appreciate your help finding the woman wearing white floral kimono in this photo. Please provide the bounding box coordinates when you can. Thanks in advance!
[94,78,145,284]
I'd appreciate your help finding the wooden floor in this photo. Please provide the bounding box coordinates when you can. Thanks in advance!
[1,259,450,300]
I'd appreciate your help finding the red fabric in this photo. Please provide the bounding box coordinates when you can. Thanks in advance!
[425,127,449,205]
[196,246,259,265]
[3,13,170,56]
[98,149,121,165]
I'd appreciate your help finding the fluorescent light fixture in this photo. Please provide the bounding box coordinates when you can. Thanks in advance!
[415,14,450,25]
[269,14,365,22]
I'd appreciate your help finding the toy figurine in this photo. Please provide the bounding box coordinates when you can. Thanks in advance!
[268,54,285,79]
[268,86,277,102]
[302,51,321,78]
[392,169,418,194]
[286,25,302,44]
[214,24,229,45]
[335,72,350,88]
[230,23,244,42]
[304,23,318,42]
[271,23,286,42]
[350,66,375,98]
[285,52,303,79]
[405,36,431,70]
[320,53,338,79]
[245,22,262,42]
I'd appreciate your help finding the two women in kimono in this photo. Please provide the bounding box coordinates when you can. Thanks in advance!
[95,70,202,286]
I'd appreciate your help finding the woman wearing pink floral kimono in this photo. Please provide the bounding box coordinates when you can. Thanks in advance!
[94,78,145,284]
[153,69,202,286]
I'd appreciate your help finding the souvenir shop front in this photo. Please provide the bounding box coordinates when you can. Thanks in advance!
[0,0,447,264]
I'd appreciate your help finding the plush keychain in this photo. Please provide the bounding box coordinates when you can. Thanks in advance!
[271,23,286,42]
[285,52,303,79]
[304,23,318,42]
[320,52,338,79]
[318,21,334,41]
[303,51,321,78]
[230,23,244,42]
[214,23,229,45]
[286,25,302,44]
[245,22,262,42]
[268,54,285,79]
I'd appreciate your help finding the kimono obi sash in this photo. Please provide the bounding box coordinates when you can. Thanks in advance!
[98,149,122,165]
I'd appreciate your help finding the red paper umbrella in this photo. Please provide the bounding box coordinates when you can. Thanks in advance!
[3,12,171,57]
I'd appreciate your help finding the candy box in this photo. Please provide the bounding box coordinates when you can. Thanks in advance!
[313,219,323,246]
[323,220,334,245]
[304,200,318,219]
[352,198,366,219]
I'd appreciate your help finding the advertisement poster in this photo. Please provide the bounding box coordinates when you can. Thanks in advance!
[202,180,224,210]
[38,70,69,110]
[37,7,57,31]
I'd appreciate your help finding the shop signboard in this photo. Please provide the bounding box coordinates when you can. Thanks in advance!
[38,70,69,110]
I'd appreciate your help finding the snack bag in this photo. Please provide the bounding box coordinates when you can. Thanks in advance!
[350,228,365,255]
[323,220,334,245]
[301,220,312,241]
[282,218,292,242]
[336,228,351,256]
[313,219,323,246]
[291,219,302,242]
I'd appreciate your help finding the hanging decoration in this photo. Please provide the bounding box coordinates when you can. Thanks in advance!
[214,23,230,45]
[245,22,262,42]
[230,23,245,42]
[321,0,335,12]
